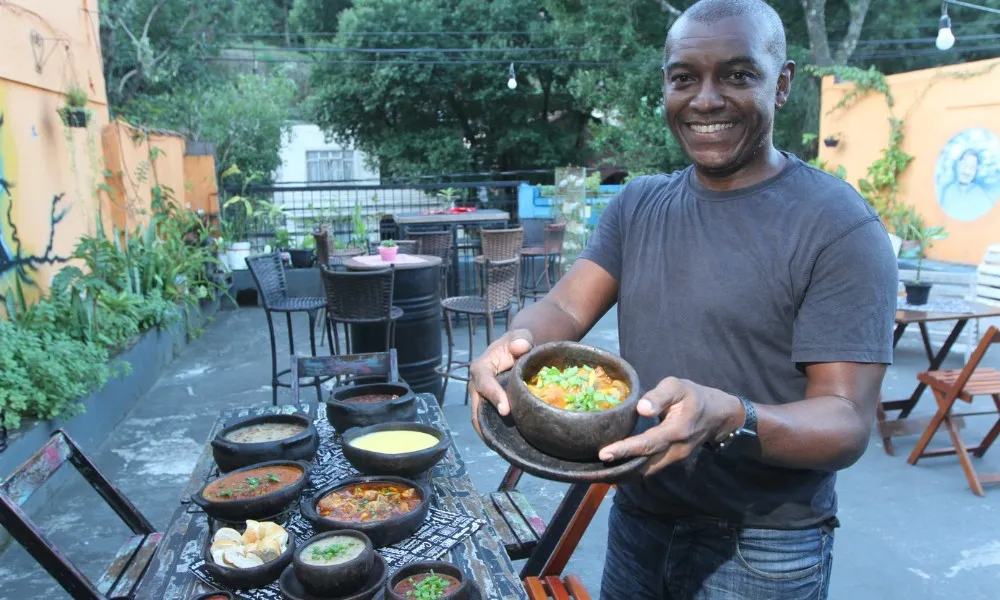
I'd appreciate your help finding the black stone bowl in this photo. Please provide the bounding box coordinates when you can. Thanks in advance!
[192,592,234,600]
[326,382,417,435]
[506,341,642,462]
[293,530,375,597]
[280,553,387,600]
[384,561,470,600]
[211,413,320,473]
[202,526,295,589]
[191,460,312,522]
[299,476,430,548]
[341,422,450,477]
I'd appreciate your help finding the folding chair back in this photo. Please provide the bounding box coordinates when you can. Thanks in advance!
[290,349,400,404]
[909,325,1000,496]
[0,431,160,600]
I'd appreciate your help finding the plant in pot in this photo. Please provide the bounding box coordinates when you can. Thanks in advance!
[378,239,398,262]
[903,222,948,306]
[288,235,315,269]
[58,85,90,128]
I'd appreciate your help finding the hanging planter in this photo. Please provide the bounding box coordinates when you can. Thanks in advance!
[58,84,91,129]
[823,135,840,148]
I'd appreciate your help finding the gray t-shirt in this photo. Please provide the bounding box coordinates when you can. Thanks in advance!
[579,154,898,529]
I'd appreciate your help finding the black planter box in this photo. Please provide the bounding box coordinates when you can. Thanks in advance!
[60,108,89,128]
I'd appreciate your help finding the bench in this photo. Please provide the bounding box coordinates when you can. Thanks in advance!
[524,574,593,600]
[0,430,161,600]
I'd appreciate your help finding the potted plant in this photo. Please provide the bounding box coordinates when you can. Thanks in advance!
[58,85,90,128]
[823,134,840,148]
[903,222,948,306]
[289,235,315,269]
[378,239,398,262]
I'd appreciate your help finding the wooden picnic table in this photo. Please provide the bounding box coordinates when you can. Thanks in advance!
[132,394,528,600]
[878,300,1000,455]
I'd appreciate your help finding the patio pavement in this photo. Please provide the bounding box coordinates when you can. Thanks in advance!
[2,303,1000,599]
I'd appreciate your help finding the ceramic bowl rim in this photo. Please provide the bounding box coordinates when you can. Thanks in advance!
[509,341,642,419]
[292,528,374,571]
[386,560,467,599]
[212,413,317,450]
[341,422,451,458]
[192,459,312,508]
[327,383,415,409]
[302,475,429,529]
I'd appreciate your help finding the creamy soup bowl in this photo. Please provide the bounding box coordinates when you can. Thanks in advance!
[292,530,375,596]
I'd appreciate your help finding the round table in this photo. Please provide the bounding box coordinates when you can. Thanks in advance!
[343,254,443,397]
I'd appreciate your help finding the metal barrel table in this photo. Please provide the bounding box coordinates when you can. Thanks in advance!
[343,254,443,397]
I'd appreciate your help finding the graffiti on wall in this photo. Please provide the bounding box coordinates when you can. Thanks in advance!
[935,127,1000,222]
[0,104,71,306]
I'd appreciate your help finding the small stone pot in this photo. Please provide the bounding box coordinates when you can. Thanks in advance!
[326,382,417,434]
[211,413,319,473]
[506,341,641,461]
[385,561,470,600]
[191,460,312,522]
[203,529,295,589]
[341,422,450,477]
[292,530,375,597]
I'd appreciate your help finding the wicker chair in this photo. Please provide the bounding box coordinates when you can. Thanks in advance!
[438,257,520,405]
[405,230,454,299]
[521,222,566,304]
[314,228,364,270]
[320,265,403,357]
[245,252,332,406]
[474,227,523,307]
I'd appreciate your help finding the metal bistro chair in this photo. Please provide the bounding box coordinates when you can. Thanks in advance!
[246,252,331,406]
[0,430,161,600]
[320,265,403,357]
[438,257,520,405]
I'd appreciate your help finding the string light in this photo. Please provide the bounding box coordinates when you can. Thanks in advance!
[507,62,517,90]
[937,3,956,50]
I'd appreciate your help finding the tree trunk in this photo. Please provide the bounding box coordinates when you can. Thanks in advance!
[800,0,872,66]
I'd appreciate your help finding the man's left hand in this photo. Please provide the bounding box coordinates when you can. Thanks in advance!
[598,377,745,476]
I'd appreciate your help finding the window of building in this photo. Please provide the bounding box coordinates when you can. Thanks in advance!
[306,150,355,182]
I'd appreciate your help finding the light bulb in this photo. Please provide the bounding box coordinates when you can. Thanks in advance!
[936,15,955,50]
[507,77,517,90]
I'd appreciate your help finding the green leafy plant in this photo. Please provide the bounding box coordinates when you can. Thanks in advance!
[273,229,291,249]
[380,239,397,248]
[908,223,948,283]
[404,572,452,600]
[65,85,89,108]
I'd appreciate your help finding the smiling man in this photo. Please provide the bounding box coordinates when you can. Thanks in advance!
[468,0,898,598]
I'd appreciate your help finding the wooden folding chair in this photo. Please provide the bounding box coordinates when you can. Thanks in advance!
[907,325,1000,496]
[290,349,399,404]
[0,430,161,599]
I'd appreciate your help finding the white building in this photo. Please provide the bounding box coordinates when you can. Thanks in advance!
[274,121,379,184]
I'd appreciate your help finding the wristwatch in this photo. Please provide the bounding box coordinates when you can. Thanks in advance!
[706,395,761,459]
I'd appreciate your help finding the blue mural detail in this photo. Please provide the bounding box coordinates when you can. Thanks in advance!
[934,127,1000,222]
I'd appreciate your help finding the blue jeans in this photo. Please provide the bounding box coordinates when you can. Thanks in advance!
[600,497,834,600]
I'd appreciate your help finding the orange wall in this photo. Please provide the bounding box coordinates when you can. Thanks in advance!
[184,155,220,216]
[0,0,109,305]
[818,59,1000,265]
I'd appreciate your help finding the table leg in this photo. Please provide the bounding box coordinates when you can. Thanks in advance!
[899,319,968,418]
[519,483,589,579]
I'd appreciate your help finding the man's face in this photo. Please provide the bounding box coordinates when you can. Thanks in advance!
[957,152,979,185]
[663,16,792,177]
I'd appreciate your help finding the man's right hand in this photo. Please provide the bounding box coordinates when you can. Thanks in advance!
[469,329,534,434]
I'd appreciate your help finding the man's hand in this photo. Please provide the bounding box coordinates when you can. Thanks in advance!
[598,377,744,476]
[468,329,535,434]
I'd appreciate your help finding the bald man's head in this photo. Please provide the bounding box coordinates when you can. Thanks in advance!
[666,0,787,72]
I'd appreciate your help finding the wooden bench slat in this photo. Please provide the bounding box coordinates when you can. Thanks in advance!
[481,496,522,555]
[1,435,73,507]
[491,491,539,547]
[507,489,547,538]
[109,533,162,599]
[524,576,548,599]
[564,575,593,600]
[95,534,145,594]
[544,576,572,600]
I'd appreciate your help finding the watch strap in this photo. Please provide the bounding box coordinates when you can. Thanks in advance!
[737,395,757,434]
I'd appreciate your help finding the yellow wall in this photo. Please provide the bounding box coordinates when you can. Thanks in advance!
[818,59,1000,265]
[0,0,217,309]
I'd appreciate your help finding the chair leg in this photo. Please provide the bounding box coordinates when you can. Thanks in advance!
[326,314,336,356]
[943,414,986,496]
[486,312,496,346]
[465,315,475,406]
[308,310,321,403]
[441,309,455,406]
[286,312,295,357]
[973,394,1000,457]
[907,389,954,465]
[265,310,279,407]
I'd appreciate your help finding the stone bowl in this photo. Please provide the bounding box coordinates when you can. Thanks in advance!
[191,460,312,522]
[326,382,417,435]
[293,530,375,597]
[211,413,320,473]
[341,422,450,477]
[279,553,388,600]
[384,561,470,600]
[506,341,641,461]
[299,476,429,548]
[191,592,234,600]
[202,527,295,589]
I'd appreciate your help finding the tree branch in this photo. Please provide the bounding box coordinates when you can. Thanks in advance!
[800,0,833,66]
[658,1,682,16]
[834,0,873,65]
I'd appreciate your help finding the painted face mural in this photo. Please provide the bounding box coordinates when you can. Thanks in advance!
[934,127,1000,222]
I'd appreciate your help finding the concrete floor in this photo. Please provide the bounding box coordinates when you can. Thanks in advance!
[2,305,1000,599]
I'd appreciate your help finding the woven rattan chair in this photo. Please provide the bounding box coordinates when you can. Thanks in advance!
[245,252,332,406]
[320,265,403,357]
[438,257,520,405]
[405,230,454,298]
[473,227,523,309]
[521,222,566,304]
